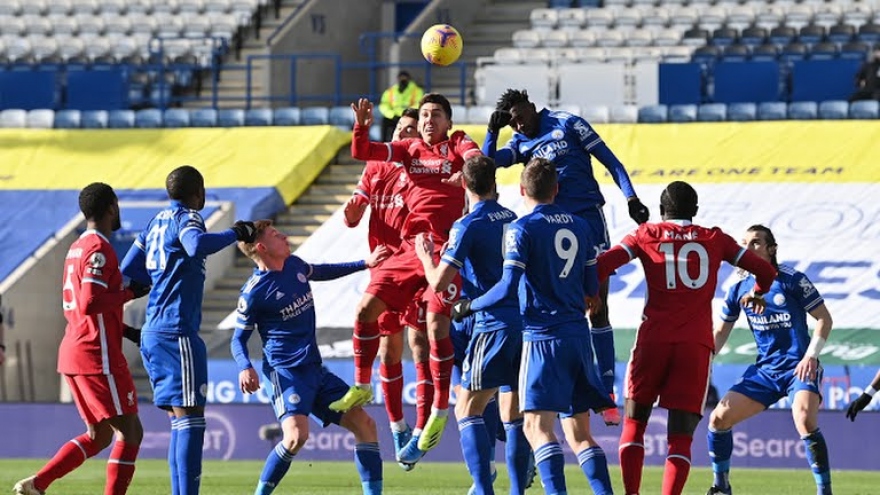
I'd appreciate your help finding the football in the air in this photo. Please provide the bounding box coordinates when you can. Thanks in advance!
[420,24,463,66]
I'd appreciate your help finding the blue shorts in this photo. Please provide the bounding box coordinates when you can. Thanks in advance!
[141,332,208,409]
[730,364,824,408]
[520,334,614,416]
[462,329,522,393]
[263,362,348,427]
[452,314,475,387]
[574,205,610,253]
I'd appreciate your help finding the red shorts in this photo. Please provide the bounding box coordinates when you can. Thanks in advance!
[402,288,428,332]
[378,310,404,336]
[625,341,713,415]
[66,371,138,425]
[366,241,460,317]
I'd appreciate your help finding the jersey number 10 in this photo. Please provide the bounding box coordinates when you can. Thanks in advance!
[658,241,709,290]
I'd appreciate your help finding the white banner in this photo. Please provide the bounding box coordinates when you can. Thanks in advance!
[220,182,880,331]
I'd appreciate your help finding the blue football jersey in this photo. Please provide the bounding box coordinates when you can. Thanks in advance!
[504,203,598,338]
[442,200,519,333]
[133,201,209,335]
[721,265,825,372]
[499,109,632,213]
[235,256,322,370]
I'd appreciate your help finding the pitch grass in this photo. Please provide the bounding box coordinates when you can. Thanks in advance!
[2,459,879,494]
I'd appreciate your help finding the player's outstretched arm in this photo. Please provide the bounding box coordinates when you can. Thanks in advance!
[596,244,633,283]
[180,220,256,258]
[470,264,523,314]
[846,368,880,421]
[713,321,735,355]
[350,98,409,162]
[307,246,389,281]
[415,233,458,292]
[121,239,151,285]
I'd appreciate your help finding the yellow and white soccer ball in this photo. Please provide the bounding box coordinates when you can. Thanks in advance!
[420,24,463,66]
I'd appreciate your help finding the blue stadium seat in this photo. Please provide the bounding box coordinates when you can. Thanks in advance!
[54,109,81,128]
[727,103,757,121]
[669,104,698,123]
[788,101,818,119]
[750,44,779,62]
[301,106,330,125]
[809,42,839,61]
[217,109,245,127]
[740,27,768,47]
[135,109,163,128]
[818,100,849,119]
[721,44,750,62]
[107,110,134,128]
[780,42,808,62]
[849,100,879,119]
[698,103,727,121]
[828,24,856,44]
[711,27,738,47]
[190,108,218,127]
[638,105,668,123]
[757,101,787,120]
[328,106,354,127]
[273,107,301,126]
[841,41,870,60]
[798,25,825,45]
[245,108,273,126]
[858,23,880,44]
[692,45,721,66]
[81,110,108,129]
[164,108,191,128]
[769,26,797,47]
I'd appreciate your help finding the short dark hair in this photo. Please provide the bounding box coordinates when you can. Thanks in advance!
[79,182,117,221]
[747,224,778,268]
[496,89,531,112]
[660,181,699,219]
[166,165,204,201]
[463,156,496,196]
[419,93,453,119]
[521,157,557,202]
[401,107,419,120]
[398,71,411,79]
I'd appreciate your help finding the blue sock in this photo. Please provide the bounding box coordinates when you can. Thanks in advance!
[504,419,531,494]
[169,418,180,495]
[354,442,383,495]
[255,442,295,494]
[534,442,566,495]
[176,415,206,495]
[577,447,613,495]
[459,416,494,494]
[590,326,615,393]
[708,427,733,490]
[802,429,832,495]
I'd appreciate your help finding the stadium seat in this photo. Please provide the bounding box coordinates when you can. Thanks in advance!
[217,108,245,127]
[697,103,726,122]
[849,100,879,119]
[669,104,698,123]
[190,108,217,127]
[557,8,586,30]
[721,44,750,62]
[780,42,809,62]
[798,25,825,45]
[81,110,108,128]
[727,102,757,121]
[810,42,839,60]
[135,108,162,128]
[245,107,273,126]
[609,105,638,123]
[163,108,191,128]
[711,27,739,47]
[107,109,134,128]
[787,101,818,119]
[829,24,856,44]
[751,44,779,62]
[841,41,870,60]
[740,27,768,47]
[273,107,300,126]
[529,8,558,31]
[327,106,353,127]
[26,109,54,128]
[54,109,81,128]
[858,23,880,44]
[300,106,329,125]
[638,104,668,123]
[769,26,797,47]
[692,45,721,65]
[581,104,609,124]
[818,100,849,119]
[0,109,26,128]
[682,27,710,47]
[757,101,787,120]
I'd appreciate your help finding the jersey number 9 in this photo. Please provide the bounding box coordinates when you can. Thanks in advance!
[555,228,578,279]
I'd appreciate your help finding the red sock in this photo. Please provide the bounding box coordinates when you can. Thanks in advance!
[415,359,434,430]
[35,433,102,490]
[380,361,404,423]
[662,433,693,495]
[353,320,381,385]
[619,417,648,495]
[428,336,454,411]
[106,441,139,495]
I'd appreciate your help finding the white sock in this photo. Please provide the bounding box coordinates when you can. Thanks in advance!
[390,420,408,433]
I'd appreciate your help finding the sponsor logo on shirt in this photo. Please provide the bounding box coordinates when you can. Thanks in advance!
[409,158,453,175]
[773,293,786,306]
[237,297,248,313]
[551,129,565,140]
[573,120,593,141]
[280,292,314,321]
[505,229,518,254]
[532,140,570,161]
[799,278,817,297]
[89,252,106,268]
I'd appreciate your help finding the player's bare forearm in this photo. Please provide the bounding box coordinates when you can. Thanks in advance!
[737,249,777,293]
[808,303,833,341]
[713,321,735,353]
[596,245,630,282]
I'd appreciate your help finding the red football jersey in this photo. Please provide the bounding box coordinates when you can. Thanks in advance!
[354,160,410,251]
[352,124,481,241]
[59,230,132,375]
[598,220,776,350]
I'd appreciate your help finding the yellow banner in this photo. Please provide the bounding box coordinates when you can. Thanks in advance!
[459,122,880,186]
[0,126,351,204]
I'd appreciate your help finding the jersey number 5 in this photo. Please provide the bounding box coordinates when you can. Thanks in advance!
[658,242,709,289]
[145,224,168,270]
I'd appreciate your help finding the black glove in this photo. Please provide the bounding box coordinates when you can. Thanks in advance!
[451,299,473,323]
[487,110,511,133]
[628,198,650,225]
[127,279,151,299]
[231,220,257,243]
[846,393,873,421]
[123,325,142,346]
